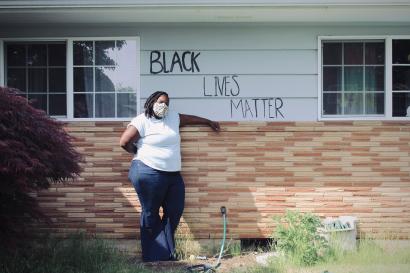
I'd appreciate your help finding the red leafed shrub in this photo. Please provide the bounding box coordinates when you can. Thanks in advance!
[0,86,82,248]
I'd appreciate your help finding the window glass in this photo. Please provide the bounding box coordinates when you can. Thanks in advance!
[344,67,363,91]
[7,44,25,66]
[95,67,116,92]
[392,39,410,117]
[49,68,66,92]
[117,93,137,117]
[5,42,67,116]
[28,68,47,93]
[322,40,385,116]
[95,41,115,66]
[49,94,67,116]
[73,39,138,118]
[4,39,138,119]
[344,43,363,65]
[49,44,66,66]
[95,93,115,117]
[393,93,410,117]
[365,43,385,65]
[392,66,410,91]
[365,66,384,91]
[323,43,342,65]
[393,39,410,64]
[74,67,94,92]
[74,93,93,118]
[323,93,342,115]
[27,44,47,66]
[73,41,93,65]
[344,93,363,115]
[7,68,26,92]
[323,67,342,91]
[365,93,384,115]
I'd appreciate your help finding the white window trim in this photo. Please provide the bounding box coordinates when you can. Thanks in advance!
[318,35,410,121]
[0,36,141,122]
[0,40,4,87]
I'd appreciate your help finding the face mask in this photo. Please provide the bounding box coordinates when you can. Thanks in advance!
[153,102,169,118]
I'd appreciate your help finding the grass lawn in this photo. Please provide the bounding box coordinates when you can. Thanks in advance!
[2,232,410,273]
[233,238,410,273]
[0,233,183,273]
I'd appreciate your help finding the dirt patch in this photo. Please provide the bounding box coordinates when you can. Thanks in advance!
[138,252,259,273]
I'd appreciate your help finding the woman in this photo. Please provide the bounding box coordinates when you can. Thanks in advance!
[119,91,220,262]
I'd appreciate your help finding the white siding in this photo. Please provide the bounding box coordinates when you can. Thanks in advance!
[142,75,317,98]
[156,97,317,121]
[1,24,410,121]
[140,50,316,75]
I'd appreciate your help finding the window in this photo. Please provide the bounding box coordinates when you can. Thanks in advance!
[320,36,410,120]
[5,42,67,116]
[3,37,139,120]
[392,39,410,117]
[73,40,138,118]
[322,40,385,117]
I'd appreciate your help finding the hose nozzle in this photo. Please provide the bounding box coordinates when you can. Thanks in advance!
[220,206,226,215]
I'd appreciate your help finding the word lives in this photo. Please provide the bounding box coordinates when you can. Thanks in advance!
[202,75,285,119]
[203,75,240,97]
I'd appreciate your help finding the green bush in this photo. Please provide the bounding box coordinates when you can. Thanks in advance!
[272,210,330,266]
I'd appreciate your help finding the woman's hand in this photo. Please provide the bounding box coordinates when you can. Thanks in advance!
[209,120,220,132]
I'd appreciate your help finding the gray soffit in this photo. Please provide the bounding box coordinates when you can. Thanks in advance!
[0,0,410,24]
[1,1,410,7]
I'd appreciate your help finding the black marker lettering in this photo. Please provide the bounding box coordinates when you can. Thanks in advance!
[191,52,201,72]
[275,98,284,118]
[150,51,162,74]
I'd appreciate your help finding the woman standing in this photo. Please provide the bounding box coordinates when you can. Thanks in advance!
[119,91,220,262]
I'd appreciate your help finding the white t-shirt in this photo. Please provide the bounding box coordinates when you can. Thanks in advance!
[128,110,181,172]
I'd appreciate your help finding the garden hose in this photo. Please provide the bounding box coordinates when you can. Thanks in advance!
[187,206,227,273]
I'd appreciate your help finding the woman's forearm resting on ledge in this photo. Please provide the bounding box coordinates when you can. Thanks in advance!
[179,114,220,131]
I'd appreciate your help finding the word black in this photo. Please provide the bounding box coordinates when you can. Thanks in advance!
[150,51,201,74]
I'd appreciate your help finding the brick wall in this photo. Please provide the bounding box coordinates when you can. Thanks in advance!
[36,121,410,239]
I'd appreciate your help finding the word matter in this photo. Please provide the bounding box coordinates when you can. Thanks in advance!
[230,98,284,119]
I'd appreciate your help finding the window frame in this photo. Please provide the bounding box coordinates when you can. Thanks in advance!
[0,36,140,121]
[318,35,410,121]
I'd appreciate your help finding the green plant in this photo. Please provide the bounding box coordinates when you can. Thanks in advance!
[272,210,330,266]
[226,239,242,257]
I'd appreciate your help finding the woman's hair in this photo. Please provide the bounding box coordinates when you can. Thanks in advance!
[144,91,169,118]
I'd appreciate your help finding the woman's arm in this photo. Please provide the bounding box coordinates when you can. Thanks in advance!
[119,126,140,154]
[179,114,220,132]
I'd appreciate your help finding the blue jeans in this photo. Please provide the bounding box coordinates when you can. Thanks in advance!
[128,160,185,262]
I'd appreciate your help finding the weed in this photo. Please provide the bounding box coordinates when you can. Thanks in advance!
[174,224,201,260]
[225,239,242,257]
[272,210,331,266]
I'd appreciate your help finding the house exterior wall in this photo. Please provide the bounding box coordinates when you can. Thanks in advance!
[1,24,410,239]
[34,120,410,240]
